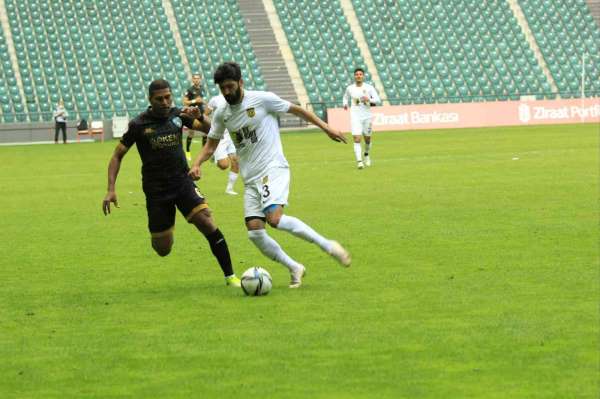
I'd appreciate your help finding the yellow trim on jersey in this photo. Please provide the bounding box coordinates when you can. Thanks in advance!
[186,203,209,221]
[151,226,174,238]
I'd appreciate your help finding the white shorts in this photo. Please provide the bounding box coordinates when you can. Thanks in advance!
[213,135,236,162]
[244,167,290,218]
[351,116,373,136]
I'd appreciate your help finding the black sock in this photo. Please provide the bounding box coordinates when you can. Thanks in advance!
[205,229,234,277]
[186,136,192,152]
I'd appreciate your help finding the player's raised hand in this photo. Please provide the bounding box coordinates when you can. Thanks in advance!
[102,191,119,215]
[181,106,201,120]
[188,164,202,180]
[325,127,347,143]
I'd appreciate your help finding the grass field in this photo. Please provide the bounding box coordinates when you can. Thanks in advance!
[0,124,597,398]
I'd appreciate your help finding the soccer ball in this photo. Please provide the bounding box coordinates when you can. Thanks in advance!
[240,267,272,296]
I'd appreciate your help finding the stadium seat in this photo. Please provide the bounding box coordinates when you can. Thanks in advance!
[274,0,372,105]
[171,0,264,97]
[518,0,600,98]
[352,0,556,103]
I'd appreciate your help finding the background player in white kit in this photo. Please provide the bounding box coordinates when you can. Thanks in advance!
[343,68,381,169]
[190,62,351,288]
[207,95,239,195]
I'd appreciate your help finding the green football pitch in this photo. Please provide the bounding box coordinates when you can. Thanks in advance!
[0,124,597,398]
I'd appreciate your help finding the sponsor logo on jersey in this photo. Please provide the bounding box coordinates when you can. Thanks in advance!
[143,127,156,135]
[246,108,256,118]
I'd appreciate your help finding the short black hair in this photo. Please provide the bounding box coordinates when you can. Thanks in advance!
[354,68,365,74]
[214,62,242,85]
[148,79,171,97]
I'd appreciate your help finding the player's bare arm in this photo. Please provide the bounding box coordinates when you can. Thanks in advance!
[288,104,347,143]
[188,137,220,180]
[103,143,130,215]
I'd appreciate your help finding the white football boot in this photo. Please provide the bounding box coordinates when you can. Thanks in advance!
[328,241,351,267]
[289,265,306,288]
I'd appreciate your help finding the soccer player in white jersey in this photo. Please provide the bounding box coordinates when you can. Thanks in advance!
[343,68,381,169]
[207,95,239,195]
[190,62,351,288]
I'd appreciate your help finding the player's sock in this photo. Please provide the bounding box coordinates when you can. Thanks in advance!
[276,215,333,253]
[248,229,303,271]
[226,172,238,191]
[353,143,362,161]
[364,142,371,157]
[186,136,192,152]
[205,228,234,277]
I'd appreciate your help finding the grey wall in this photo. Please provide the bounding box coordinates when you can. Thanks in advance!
[0,121,113,144]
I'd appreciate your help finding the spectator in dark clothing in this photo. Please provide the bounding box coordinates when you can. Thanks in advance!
[53,100,68,144]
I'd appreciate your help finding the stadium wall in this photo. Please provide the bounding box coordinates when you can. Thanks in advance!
[327,98,600,132]
[0,121,112,144]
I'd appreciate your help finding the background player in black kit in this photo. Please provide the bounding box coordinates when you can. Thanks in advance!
[102,79,241,287]
[182,73,205,161]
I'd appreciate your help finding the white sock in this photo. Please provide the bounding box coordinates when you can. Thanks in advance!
[365,142,371,157]
[353,143,362,161]
[248,229,302,271]
[226,172,238,190]
[277,215,333,253]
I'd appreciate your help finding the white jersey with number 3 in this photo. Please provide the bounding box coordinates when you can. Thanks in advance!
[343,83,380,120]
[208,90,291,183]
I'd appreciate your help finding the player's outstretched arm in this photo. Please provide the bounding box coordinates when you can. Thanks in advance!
[288,104,347,143]
[103,143,129,215]
[180,107,211,133]
[189,138,220,180]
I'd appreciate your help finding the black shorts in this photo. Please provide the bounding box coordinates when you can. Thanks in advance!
[145,178,208,236]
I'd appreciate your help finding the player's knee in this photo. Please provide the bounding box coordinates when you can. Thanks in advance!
[192,208,216,234]
[197,207,213,220]
[151,232,173,257]
[216,160,229,170]
[153,243,171,257]
[266,214,281,228]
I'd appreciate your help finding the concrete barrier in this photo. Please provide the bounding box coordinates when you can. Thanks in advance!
[0,121,113,145]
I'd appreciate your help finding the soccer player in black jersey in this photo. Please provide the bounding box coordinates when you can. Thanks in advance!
[102,79,241,287]
[182,73,206,161]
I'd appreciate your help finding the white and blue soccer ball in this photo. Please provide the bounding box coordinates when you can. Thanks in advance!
[240,267,272,296]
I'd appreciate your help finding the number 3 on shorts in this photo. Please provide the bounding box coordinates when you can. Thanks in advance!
[262,184,270,198]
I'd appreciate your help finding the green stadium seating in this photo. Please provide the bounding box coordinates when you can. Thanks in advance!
[353,0,553,104]
[0,24,22,122]
[1,0,597,123]
[5,0,243,121]
[519,0,600,97]
[171,0,265,98]
[273,0,372,105]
